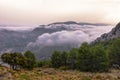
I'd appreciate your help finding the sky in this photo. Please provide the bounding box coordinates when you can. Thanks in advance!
[0,0,120,25]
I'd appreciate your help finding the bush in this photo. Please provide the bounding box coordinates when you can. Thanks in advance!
[24,50,36,70]
[91,45,109,72]
[77,43,93,71]
[77,43,109,72]
[1,50,36,70]
[51,51,62,68]
[108,38,120,66]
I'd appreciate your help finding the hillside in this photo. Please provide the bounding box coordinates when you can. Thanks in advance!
[0,66,120,80]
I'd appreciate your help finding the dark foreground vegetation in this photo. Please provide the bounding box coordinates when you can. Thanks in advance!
[50,38,120,72]
[1,51,36,70]
[1,38,120,73]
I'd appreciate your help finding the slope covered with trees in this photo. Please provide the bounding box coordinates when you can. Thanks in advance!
[51,42,110,72]
[50,39,118,72]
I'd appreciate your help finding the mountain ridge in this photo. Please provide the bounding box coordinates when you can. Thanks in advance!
[47,21,110,26]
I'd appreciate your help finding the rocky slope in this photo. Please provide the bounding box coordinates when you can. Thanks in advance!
[94,22,120,43]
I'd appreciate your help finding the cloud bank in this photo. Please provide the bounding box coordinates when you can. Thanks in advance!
[27,25,113,49]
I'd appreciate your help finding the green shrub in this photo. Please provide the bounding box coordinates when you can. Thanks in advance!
[77,43,109,72]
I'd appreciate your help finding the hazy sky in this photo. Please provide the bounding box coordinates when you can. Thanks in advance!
[0,0,120,25]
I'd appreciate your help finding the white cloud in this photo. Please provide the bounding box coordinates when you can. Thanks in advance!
[27,25,113,49]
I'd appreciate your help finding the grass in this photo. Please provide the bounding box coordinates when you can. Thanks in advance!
[0,66,120,80]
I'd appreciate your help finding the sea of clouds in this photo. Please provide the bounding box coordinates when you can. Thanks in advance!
[27,25,114,49]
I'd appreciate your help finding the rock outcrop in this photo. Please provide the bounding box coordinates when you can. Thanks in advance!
[94,22,120,43]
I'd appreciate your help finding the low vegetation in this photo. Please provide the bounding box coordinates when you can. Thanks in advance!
[0,66,120,80]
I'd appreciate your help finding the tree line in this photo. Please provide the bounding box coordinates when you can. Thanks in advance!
[1,38,120,72]
[51,43,109,72]
[51,38,120,72]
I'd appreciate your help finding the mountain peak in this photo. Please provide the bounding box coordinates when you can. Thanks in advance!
[48,21,77,25]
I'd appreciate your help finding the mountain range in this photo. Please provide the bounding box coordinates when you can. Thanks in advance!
[0,21,113,60]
